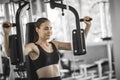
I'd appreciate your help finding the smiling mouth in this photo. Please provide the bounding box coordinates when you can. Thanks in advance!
[47,34,51,36]
[46,35,51,37]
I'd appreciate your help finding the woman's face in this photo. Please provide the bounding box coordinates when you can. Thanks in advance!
[36,21,52,40]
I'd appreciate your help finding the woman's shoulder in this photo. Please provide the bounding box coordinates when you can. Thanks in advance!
[25,43,36,47]
[51,40,61,49]
[24,43,39,55]
[25,43,39,52]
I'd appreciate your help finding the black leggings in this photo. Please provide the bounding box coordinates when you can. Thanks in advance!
[39,76,61,80]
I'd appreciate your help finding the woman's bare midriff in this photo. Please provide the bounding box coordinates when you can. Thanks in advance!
[36,64,60,78]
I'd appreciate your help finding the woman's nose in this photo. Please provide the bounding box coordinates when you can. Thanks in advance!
[48,29,52,33]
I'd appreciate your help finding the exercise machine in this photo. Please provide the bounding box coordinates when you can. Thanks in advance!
[6,0,30,80]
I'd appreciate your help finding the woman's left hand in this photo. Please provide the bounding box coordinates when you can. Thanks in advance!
[83,16,91,26]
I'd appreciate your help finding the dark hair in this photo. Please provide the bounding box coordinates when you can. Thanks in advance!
[33,18,49,42]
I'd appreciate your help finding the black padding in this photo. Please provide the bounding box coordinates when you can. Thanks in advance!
[2,57,10,77]
[25,56,39,80]
[26,22,36,43]
[9,35,19,65]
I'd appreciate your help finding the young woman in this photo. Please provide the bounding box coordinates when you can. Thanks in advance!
[3,16,91,80]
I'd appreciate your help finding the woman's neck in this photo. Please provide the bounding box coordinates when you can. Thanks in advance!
[36,39,50,46]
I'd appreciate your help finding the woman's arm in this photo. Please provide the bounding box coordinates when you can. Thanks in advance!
[3,21,12,57]
[52,16,91,51]
[52,40,71,50]
[24,43,34,56]
[83,16,91,38]
[24,43,39,56]
[3,21,37,58]
[24,43,40,60]
[4,33,10,57]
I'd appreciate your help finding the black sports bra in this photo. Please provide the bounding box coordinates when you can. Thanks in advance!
[30,42,60,71]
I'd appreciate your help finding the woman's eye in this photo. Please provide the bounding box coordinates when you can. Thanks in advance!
[44,27,49,30]
[44,26,52,30]
[50,27,52,30]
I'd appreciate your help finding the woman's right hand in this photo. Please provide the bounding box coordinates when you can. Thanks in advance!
[2,21,12,35]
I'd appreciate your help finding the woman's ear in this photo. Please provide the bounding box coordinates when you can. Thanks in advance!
[35,27,39,33]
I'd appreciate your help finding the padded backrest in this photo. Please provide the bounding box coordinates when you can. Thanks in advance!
[25,22,39,80]
[26,22,36,43]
